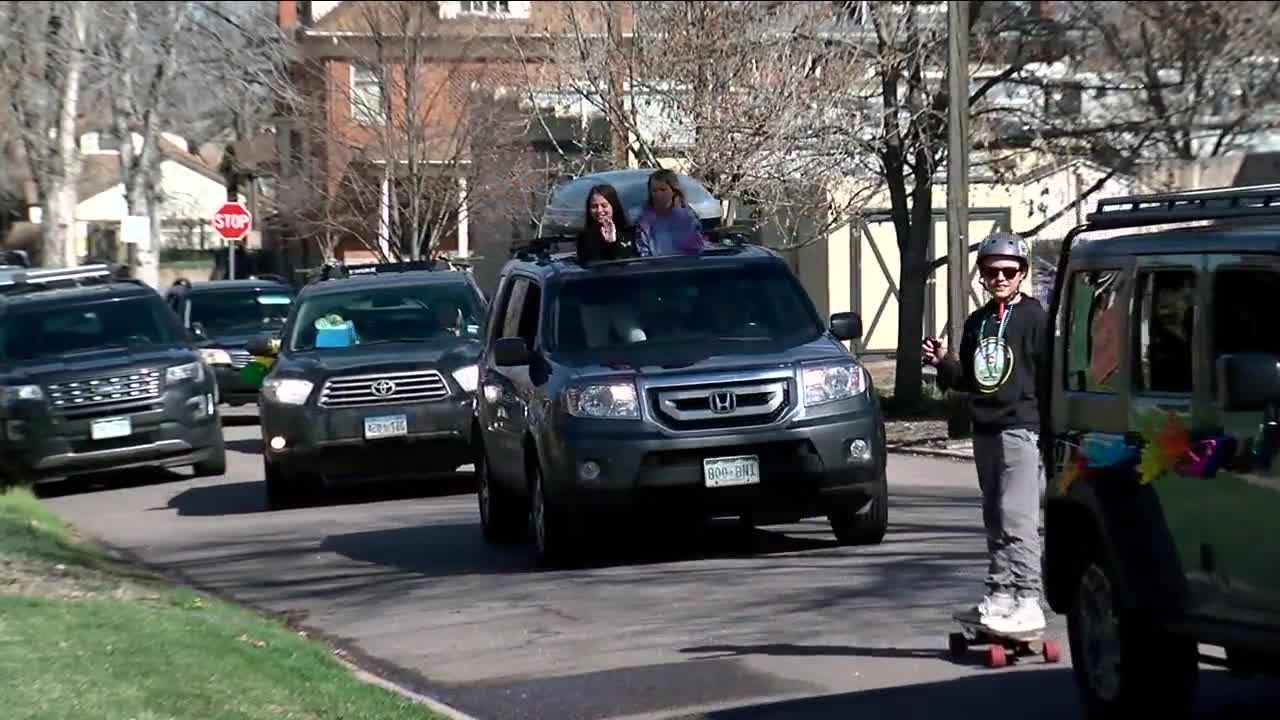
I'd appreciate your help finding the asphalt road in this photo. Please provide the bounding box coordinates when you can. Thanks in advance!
[38,408,1280,720]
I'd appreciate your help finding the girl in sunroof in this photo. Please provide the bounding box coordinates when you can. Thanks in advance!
[636,169,706,257]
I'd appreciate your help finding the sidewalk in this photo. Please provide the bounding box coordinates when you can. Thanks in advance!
[885,420,974,460]
[866,358,975,461]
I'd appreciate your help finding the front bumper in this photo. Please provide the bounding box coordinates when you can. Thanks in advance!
[2,389,223,480]
[260,396,476,481]
[542,406,885,518]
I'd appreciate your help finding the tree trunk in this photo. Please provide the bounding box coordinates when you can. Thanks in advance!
[42,1,88,268]
[43,185,79,267]
[891,153,937,408]
[142,194,162,289]
[892,222,931,408]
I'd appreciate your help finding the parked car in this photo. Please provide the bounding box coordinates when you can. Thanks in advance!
[164,277,295,406]
[248,260,488,508]
[474,234,888,568]
[1041,183,1280,717]
[0,264,226,483]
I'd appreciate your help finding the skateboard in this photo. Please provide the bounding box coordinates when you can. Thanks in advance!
[948,612,1062,668]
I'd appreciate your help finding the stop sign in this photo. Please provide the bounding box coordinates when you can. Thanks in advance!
[211,201,252,241]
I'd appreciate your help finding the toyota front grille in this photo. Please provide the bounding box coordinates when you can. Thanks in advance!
[318,370,450,408]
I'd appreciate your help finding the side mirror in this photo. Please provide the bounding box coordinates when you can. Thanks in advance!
[246,334,279,358]
[493,337,531,367]
[190,321,207,341]
[830,312,863,342]
[1217,353,1280,412]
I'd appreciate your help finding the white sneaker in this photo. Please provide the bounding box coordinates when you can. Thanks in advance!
[983,595,1046,634]
[958,592,1015,623]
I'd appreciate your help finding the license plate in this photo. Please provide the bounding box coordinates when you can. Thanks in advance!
[364,415,408,440]
[703,455,761,488]
[91,417,132,440]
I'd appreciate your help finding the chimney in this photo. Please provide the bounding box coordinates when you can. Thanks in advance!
[278,0,299,30]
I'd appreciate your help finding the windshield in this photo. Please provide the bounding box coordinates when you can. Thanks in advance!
[553,264,822,353]
[287,283,485,351]
[189,290,293,335]
[0,296,184,362]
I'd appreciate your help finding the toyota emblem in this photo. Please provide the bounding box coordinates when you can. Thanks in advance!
[371,379,397,396]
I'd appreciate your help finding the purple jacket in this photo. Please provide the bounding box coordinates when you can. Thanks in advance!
[636,206,706,256]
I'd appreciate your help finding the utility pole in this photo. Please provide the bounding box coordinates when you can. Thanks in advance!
[946,0,972,439]
[606,5,629,168]
[946,0,970,351]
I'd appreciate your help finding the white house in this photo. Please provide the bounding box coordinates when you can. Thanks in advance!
[72,129,246,260]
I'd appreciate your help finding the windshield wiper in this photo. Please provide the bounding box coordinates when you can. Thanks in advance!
[357,337,431,345]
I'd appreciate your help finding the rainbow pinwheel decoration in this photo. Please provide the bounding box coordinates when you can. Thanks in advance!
[238,337,280,388]
[1136,411,1191,484]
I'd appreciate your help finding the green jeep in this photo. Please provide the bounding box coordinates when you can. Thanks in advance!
[1042,184,1280,717]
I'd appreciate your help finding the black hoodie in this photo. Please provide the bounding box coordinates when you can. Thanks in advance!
[576,224,640,265]
[935,292,1048,433]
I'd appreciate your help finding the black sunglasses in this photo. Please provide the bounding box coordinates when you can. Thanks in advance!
[981,266,1022,280]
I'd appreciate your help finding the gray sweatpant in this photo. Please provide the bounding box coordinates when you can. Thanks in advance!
[972,427,1045,598]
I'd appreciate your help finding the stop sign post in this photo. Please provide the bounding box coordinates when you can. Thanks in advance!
[211,201,252,278]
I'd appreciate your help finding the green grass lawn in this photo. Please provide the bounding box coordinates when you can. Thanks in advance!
[0,487,441,720]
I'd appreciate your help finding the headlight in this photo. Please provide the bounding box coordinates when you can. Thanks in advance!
[200,348,233,366]
[565,383,639,419]
[166,362,205,384]
[2,385,43,403]
[263,378,314,406]
[452,365,479,393]
[803,363,866,405]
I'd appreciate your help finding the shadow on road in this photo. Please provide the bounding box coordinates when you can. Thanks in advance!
[219,413,260,428]
[35,467,188,499]
[319,520,887,578]
[670,668,1280,720]
[322,521,534,576]
[225,439,262,456]
[681,641,959,662]
[163,473,477,517]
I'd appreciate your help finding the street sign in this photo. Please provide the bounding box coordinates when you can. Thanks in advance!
[211,201,252,242]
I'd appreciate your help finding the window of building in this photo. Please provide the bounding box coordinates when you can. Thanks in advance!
[351,65,385,126]
[461,1,510,14]
[1065,269,1126,393]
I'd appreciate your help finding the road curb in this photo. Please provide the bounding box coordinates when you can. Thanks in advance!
[331,655,480,720]
[886,446,974,461]
[77,532,482,720]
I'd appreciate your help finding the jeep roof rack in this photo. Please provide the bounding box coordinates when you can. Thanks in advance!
[1086,183,1280,231]
[0,263,139,296]
[314,258,459,282]
[511,234,577,262]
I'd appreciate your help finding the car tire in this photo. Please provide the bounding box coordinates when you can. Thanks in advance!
[1067,553,1199,719]
[529,461,580,569]
[827,470,888,545]
[478,444,524,544]
[192,436,227,478]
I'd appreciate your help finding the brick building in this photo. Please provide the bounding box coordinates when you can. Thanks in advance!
[271,0,622,280]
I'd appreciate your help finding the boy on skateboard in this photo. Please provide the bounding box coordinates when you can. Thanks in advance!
[922,231,1049,635]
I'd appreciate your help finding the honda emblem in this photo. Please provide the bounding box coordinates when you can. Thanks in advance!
[709,391,736,414]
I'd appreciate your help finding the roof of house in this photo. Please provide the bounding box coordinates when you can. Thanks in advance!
[74,135,226,202]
